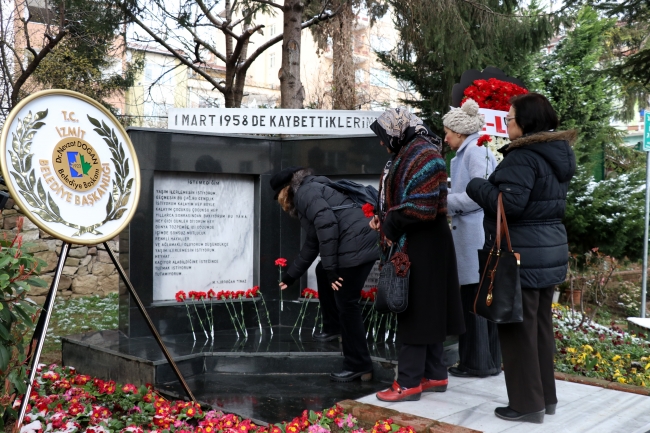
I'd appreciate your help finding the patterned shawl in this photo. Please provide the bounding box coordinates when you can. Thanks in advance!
[380,135,448,223]
[370,107,442,153]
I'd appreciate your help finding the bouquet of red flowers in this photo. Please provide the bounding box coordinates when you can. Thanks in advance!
[462,78,528,111]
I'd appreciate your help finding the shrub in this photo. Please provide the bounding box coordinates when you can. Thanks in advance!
[0,217,47,428]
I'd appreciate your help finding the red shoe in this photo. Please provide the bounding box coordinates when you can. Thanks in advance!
[376,381,422,402]
[420,377,448,393]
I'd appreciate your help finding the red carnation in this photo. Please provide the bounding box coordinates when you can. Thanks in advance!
[477,135,492,147]
[175,291,187,302]
[362,203,375,218]
[274,258,288,267]
[207,289,216,299]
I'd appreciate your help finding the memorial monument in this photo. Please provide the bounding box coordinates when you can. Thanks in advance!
[60,115,459,422]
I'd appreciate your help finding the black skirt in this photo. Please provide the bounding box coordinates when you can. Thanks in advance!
[397,215,465,345]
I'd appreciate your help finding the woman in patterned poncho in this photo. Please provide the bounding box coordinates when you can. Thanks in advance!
[369,108,465,402]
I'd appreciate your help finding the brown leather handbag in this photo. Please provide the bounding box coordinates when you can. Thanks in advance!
[473,192,523,323]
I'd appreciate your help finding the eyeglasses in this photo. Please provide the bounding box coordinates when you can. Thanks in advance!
[505,116,515,124]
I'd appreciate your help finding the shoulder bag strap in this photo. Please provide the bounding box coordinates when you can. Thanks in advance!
[497,193,513,253]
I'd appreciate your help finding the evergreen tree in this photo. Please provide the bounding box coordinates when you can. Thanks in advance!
[375,0,566,132]
[527,7,646,259]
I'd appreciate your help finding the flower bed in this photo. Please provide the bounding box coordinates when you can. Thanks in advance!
[15,365,415,433]
[553,304,650,386]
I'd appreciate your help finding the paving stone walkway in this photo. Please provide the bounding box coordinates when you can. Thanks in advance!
[357,373,650,433]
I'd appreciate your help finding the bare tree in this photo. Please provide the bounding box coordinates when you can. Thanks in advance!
[0,0,67,122]
[124,0,341,108]
[0,0,138,124]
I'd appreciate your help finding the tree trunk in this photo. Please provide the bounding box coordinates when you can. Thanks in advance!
[279,0,305,108]
[331,0,355,110]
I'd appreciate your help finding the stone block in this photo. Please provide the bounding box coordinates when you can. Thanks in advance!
[351,405,400,429]
[26,240,50,254]
[3,215,19,230]
[27,295,46,305]
[88,247,97,255]
[92,262,115,277]
[97,250,113,264]
[77,265,89,276]
[72,275,100,295]
[80,255,92,267]
[98,274,119,294]
[45,240,58,251]
[65,257,81,267]
[63,266,77,276]
[23,218,38,231]
[29,281,50,296]
[2,209,17,215]
[69,247,89,258]
[4,198,15,209]
[60,275,72,291]
[35,251,59,273]
[22,230,40,241]
[39,229,53,239]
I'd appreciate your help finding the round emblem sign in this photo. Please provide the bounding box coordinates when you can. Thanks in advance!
[0,90,141,245]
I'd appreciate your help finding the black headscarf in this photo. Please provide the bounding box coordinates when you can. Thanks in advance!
[370,107,442,153]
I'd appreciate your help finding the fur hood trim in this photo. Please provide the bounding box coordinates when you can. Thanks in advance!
[291,168,314,193]
[508,130,578,150]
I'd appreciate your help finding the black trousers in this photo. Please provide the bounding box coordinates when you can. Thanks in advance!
[498,286,557,413]
[316,261,374,372]
[458,283,501,375]
[397,343,447,388]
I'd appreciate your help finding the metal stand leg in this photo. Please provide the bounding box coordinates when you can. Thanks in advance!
[103,242,197,403]
[15,243,70,432]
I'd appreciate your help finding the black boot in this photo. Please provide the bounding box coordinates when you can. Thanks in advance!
[494,407,544,424]
[313,331,340,342]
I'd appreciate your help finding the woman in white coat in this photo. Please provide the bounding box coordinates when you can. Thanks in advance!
[443,99,501,377]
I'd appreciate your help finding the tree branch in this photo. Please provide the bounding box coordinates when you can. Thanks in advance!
[11,29,67,107]
[123,6,226,94]
[241,6,342,69]
[187,27,228,63]
[249,0,285,11]
[194,0,240,41]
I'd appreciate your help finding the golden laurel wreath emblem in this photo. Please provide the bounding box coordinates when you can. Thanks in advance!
[8,109,133,237]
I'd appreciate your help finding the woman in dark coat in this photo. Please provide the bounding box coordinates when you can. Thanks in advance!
[369,108,465,402]
[466,93,576,424]
[271,167,380,382]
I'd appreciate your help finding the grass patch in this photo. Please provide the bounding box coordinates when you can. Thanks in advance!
[41,293,119,364]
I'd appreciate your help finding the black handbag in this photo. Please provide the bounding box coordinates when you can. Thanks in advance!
[376,245,410,314]
[473,193,523,324]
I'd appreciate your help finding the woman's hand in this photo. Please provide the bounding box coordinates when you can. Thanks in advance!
[279,282,287,290]
[385,239,393,247]
[331,277,344,291]
[369,215,380,232]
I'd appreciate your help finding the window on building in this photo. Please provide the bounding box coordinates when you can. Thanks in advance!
[144,61,173,86]
[370,35,392,52]
[269,53,275,69]
[269,24,276,36]
[370,68,391,88]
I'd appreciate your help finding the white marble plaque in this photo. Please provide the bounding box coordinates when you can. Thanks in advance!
[153,172,254,301]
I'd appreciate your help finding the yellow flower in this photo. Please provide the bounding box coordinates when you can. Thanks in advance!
[567,347,577,354]
[583,345,594,353]
[612,355,621,362]
[631,368,637,374]
[644,363,650,371]
[641,357,648,362]
[595,352,602,359]
[617,377,627,384]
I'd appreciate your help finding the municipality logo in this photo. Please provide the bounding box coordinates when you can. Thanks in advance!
[52,138,102,192]
[67,151,92,178]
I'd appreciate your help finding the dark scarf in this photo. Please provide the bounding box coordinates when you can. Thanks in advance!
[370,107,442,153]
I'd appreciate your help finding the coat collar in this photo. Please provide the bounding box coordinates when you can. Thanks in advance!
[456,133,480,154]
[507,130,577,150]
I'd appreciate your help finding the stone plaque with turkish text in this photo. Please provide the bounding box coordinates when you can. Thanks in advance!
[153,172,254,301]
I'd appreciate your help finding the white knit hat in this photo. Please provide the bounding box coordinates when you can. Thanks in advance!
[442,99,485,135]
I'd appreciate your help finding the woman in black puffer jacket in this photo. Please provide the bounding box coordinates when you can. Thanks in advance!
[467,93,576,425]
[271,167,380,382]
